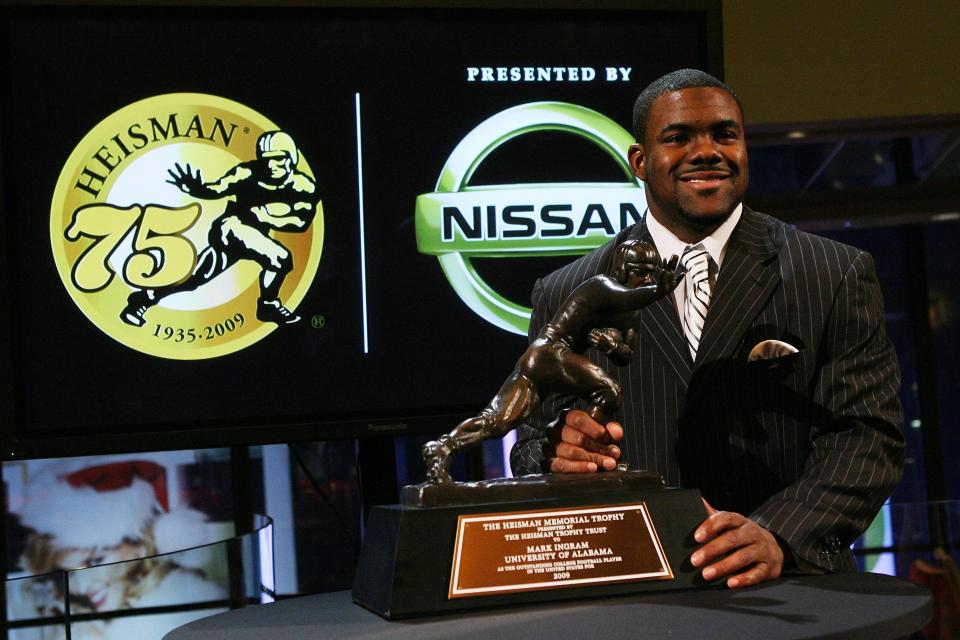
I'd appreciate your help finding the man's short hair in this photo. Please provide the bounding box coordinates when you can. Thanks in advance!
[632,69,743,144]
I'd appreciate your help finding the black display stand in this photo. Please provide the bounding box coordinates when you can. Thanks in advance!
[164,572,933,640]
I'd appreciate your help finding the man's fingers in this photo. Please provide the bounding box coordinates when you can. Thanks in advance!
[560,427,621,458]
[565,410,612,442]
[605,421,624,442]
[726,561,780,589]
[553,442,598,461]
[554,442,618,471]
[563,410,624,445]
[692,529,748,568]
[690,513,784,588]
[549,455,597,474]
[704,547,781,587]
[695,510,744,543]
[698,545,758,582]
[546,410,624,474]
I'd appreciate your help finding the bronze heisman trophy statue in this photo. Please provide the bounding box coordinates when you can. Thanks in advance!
[421,239,684,483]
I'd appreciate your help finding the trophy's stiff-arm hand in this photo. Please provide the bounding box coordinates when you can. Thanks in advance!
[662,253,681,272]
[547,409,624,473]
[658,255,686,295]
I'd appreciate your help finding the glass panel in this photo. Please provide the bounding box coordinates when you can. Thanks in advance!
[286,440,361,595]
[923,219,960,499]
[807,139,897,190]
[7,515,272,640]
[64,545,229,640]
[912,133,960,184]
[748,139,897,195]
[855,501,959,570]
[854,500,960,639]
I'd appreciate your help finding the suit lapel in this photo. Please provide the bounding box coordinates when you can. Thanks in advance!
[628,221,693,381]
[694,208,780,370]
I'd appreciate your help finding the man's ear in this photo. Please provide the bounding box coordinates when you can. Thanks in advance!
[628,143,647,181]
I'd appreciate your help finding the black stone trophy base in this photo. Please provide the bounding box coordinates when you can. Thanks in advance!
[351,471,707,619]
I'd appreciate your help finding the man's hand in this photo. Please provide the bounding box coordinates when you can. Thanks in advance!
[690,500,784,588]
[547,409,623,473]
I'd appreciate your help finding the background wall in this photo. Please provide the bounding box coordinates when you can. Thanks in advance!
[723,0,960,124]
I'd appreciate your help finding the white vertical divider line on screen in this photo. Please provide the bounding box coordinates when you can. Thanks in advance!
[355,92,370,354]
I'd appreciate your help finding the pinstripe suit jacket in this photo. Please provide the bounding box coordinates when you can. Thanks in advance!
[510,207,904,571]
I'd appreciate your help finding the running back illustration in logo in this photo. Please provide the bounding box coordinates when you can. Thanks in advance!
[51,94,325,360]
[121,131,319,327]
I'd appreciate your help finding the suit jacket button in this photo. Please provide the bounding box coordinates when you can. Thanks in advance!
[819,535,842,556]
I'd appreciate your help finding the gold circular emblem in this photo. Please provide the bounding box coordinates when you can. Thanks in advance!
[51,93,324,359]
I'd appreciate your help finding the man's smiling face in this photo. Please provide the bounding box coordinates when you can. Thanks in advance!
[629,87,748,242]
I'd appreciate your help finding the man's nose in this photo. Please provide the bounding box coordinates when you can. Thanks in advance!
[689,136,722,163]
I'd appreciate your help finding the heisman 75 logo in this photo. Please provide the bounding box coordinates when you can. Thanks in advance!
[50,93,325,360]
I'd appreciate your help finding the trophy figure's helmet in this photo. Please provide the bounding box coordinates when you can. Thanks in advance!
[612,239,659,284]
[257,131,299,167]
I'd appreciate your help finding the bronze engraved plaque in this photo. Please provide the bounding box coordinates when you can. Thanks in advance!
[449,503,673,599]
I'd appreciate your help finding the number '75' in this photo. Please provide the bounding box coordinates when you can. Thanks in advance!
[64,203,201,292]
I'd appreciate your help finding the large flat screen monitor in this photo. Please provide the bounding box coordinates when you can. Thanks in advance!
[0,1,722,457]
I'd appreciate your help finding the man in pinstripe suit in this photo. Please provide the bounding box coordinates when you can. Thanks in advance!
[510,69,904,589]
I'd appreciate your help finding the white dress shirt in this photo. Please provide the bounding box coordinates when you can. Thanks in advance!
[644,203,743,318]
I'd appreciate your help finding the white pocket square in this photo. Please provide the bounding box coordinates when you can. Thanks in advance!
[748,339,800,362]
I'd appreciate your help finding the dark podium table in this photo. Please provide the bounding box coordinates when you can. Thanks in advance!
[165,572,931,640]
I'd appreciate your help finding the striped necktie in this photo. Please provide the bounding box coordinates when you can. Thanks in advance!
[681,245,712,359]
